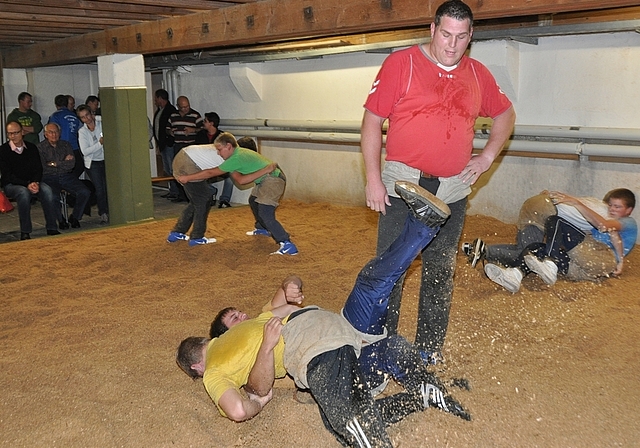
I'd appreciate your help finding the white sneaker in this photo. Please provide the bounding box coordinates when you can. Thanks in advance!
[484,264,523,293]
[524,255,558,285]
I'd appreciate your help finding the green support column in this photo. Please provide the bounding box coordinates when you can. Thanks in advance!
[99,87,154,224]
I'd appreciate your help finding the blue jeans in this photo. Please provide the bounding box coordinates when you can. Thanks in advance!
[161,145,179,196]
[173,180,212,239]
[42,173,91,221]
[4,182,59,233]
[343,213,439,335]
[86,161,108,216]
[377,177,467,353]
[248,195,289,243]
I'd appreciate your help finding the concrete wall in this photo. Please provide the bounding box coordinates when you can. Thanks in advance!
[4,32,640,224]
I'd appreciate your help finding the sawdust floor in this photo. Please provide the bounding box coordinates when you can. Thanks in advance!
[2,200,639,447]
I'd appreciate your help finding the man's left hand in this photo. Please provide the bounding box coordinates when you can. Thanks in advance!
[459,153,493,184]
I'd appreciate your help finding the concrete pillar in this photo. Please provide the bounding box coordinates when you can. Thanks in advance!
[97,54,153,224]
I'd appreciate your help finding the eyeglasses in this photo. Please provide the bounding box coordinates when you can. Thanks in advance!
[7,131,22,136]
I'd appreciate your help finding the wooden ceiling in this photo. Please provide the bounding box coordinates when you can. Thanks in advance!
[1,0,640,68]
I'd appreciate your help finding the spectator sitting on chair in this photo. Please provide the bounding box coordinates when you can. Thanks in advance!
[195,112,233,208]
[0,122,60,240]
[37,123,91,229]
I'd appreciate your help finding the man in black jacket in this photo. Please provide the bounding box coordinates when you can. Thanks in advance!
[152,89,178,199]
[0,122,60,240]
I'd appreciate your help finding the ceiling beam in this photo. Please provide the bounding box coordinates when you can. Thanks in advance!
[4,0,640,68]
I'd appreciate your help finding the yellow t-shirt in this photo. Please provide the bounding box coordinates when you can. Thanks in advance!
[202,311,286,416]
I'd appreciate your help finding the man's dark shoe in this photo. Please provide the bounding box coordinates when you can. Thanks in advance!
[171,197,187,203]
[394,181,450,228]
[69,216,81,228]
[59,220,70,230]
[160,192,172,198]
[218,200,231,208]
[20,232,31,240]
[47,230,61,236]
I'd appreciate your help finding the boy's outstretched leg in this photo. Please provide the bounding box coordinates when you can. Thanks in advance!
[343,181,451,335]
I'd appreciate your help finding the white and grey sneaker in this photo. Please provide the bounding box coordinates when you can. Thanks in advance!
[484,264,523,293]
[524,254,558,285]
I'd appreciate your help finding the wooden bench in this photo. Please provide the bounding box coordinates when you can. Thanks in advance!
[151,176,174,191]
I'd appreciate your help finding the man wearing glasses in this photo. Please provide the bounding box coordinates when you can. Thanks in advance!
[0,122,60,240]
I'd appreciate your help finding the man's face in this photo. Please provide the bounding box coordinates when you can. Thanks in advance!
[177,98,190,116]
[203,118,216,133]
[67,96,76,111]
[6,123,24,146]
[222,309,249,330]
[154,96,164,108]
[607,198,633,219]
[88,100,99,112]
[429,16,472,67]
[19,96,33,111]
[44,126,60,145]
[215,142,234,159]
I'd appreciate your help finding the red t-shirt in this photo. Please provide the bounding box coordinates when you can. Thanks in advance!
[364,45,512,177]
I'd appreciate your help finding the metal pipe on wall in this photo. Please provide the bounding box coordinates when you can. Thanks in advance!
[222,120,640,159]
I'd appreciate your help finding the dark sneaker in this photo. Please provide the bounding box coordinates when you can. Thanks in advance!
[271,240,298,255]
[167,231,189,243]
[420,382,471,421]
[188,237,217,246]
[69,216,81,228]
[394,181,450,228]
[59,220,70,230]
[524,254,558,285]
[246,228,271,236]
[462,238,486,268]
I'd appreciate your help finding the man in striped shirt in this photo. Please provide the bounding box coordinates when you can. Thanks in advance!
[166,96,203,202]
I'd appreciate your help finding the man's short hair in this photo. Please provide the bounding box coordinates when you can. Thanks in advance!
[604,188,636,210]
[18,92,32,102]
[45,123,61,133]
[237,137,258,152]
[155,89,169,101]
[54,94,69,108]
[204,112,220,128]
[85,95,99,104]
[214,132,238,148]
[209,307,235,338]
[176,337,209,379]
[435,0,473,27]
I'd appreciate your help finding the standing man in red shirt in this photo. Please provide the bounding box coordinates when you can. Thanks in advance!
[361,0,516,363]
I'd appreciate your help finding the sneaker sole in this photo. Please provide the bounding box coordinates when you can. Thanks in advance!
[394,181,451,224]
[524,255,557,285]
[484,264,520,293]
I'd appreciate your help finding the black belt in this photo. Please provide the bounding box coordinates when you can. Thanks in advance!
[288,307,317,321]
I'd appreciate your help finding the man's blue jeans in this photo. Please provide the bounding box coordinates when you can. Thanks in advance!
[4,182,59,233]
[342,213,438,335]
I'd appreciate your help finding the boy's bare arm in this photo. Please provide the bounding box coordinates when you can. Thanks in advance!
[218,387,272,422]
[610,230,625,275]
[230,163,277,185]
[175,167,226,184]
[549,191,623,232]
[263,275,304,312]
[245,317,282,397]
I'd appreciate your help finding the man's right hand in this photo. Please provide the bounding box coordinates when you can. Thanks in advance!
[365,178,391,215]
[262,317,283,352]
[247,389,273,408]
